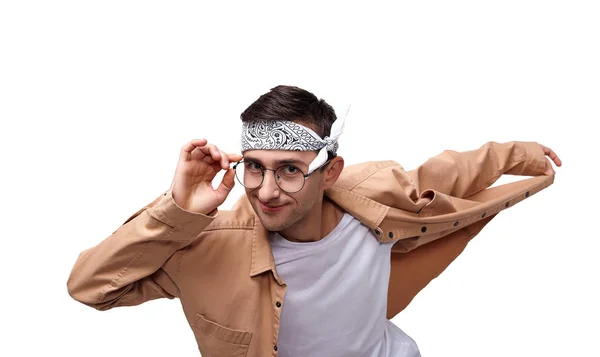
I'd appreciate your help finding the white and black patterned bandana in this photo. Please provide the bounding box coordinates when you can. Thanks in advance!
[241,121,338,153]
[240,106,349,174]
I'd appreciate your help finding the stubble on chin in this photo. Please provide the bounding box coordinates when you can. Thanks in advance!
[258,211,295,232]
[255,205,304,232]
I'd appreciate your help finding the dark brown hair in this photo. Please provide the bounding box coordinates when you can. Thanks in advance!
[240,85,337,138]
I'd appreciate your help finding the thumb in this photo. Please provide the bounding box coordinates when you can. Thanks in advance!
[544,159,555,175]
[215,168,236,198]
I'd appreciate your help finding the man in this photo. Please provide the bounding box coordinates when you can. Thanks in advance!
[67,85,562,356]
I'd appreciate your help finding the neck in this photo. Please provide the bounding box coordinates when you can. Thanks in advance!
[278,197,345,243]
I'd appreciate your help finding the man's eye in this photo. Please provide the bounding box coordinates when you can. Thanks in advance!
[283,166,299,174]
[246,162,262,171]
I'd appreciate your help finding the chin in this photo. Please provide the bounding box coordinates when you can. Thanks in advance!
[257,213,292,232]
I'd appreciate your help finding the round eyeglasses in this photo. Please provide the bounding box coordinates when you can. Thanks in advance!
[232,160,330,193]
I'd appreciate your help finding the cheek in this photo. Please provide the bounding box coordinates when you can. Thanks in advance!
[304,177,324,194]
[293,182,322,206]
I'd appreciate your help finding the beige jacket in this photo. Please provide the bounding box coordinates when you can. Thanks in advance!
[67,141,554,357]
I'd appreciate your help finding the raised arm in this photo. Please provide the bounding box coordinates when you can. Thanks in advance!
[66,139,242,310]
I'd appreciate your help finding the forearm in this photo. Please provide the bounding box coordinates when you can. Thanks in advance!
[66,189,215,309]
[409,141,547,198]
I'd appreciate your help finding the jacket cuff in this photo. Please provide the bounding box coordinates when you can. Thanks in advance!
[146,189,217,234]
[522,141,548,176]
[506,141,547,177]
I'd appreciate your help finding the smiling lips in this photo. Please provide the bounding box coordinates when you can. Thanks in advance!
[259,201,286,213]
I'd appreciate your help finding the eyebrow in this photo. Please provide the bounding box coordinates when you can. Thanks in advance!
[243,156,309,167]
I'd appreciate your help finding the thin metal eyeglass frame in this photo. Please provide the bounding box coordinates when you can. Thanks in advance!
[232,159,332,193]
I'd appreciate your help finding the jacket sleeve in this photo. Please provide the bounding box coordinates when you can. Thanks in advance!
[407,141,548,198]
[66,189,216,311]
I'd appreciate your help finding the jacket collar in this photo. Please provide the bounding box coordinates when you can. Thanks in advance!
[249,218,276,276]
[245,160,409,281]
[245,185,390,283]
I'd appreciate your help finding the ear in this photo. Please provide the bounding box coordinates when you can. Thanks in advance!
[323,156,345,189]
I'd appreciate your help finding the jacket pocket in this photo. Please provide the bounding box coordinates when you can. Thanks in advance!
[191,313,252,357]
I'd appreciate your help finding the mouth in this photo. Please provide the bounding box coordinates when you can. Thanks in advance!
[258,200,286,213]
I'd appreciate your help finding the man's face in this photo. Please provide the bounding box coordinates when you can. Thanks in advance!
[241,149,325,232]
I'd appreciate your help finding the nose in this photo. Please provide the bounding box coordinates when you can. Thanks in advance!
[257,171,280,202]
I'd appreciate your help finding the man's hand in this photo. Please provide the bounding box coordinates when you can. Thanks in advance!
[540,144,562,175]
[170,139,242,214]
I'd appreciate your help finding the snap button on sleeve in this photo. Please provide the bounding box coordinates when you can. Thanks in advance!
[505,202,510,208]
[388,232,394,238]
[421,226,427,233]
[454,221,459,227]
[276,301,281,308]
[526,191,530,197]
[481,212,486,218]
[274,345,278,351]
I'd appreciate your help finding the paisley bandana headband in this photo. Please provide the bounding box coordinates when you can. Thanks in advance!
[241,106,349,174]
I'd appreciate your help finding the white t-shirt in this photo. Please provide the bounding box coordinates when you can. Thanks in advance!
[270,213,421,357]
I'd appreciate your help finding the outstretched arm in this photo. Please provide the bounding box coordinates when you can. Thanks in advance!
[408,141,562,198]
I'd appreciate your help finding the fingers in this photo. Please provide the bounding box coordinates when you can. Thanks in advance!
[540,144,563,167]
[201,147,228,170]
[183,140,241,170]
[198,145,221,163]
[544,159,555,175]
[180,139,208,161]
[208,153,242,172]
[218,149,230,169]
[228,153,243,163]
[215,168,236,198]
[540,144,562,176]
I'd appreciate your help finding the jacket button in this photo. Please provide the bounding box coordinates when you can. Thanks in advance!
[274,345,278,351]
[481,212,486,218]
[454,221,459,227]
[276,301,281,308]
[388,232,394,238]
[505,202,510,208]
[421,226,427,233]
[526,191,530,197]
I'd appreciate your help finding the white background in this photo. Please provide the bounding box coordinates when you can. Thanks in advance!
[1,1,598,356]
